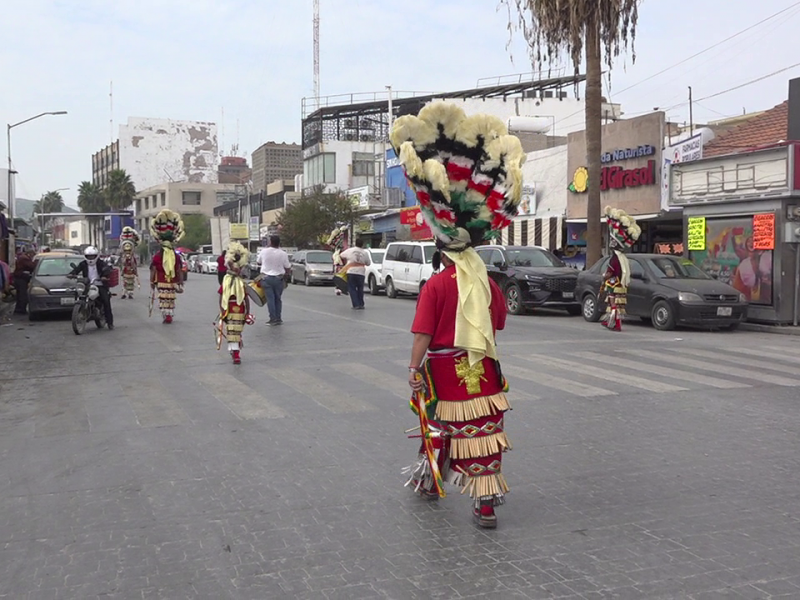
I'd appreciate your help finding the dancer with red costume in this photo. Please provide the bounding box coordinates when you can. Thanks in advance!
[216,241,254,364]
[391,102,524,528]
[149,209,184,324]
[601,206,641,332]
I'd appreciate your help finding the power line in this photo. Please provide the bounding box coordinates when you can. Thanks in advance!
[614,0,800,96]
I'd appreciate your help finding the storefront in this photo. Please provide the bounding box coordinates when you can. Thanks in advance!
[566,112,684,261]
[670,142,800,324]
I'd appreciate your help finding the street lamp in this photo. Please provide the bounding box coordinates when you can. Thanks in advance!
[6,111,68,265]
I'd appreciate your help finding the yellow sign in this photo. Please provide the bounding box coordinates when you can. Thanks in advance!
[687,217,706,251]
[230,223,248,239]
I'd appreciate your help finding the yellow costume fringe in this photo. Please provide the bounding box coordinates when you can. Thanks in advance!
[434,392,510,423]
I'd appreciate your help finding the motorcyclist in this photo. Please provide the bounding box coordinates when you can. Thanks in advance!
[68,246,115,330]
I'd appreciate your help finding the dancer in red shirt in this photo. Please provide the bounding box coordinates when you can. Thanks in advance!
[392,102,525,529]
[149,210,184,324]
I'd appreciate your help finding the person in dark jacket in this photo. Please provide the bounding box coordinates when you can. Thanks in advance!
[13,247,36,314]
[69,246,115,330]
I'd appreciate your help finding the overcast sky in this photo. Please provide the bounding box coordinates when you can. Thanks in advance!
[2,0,798,209]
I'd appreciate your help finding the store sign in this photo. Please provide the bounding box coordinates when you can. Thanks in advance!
[753,213,775,250]
[600,160,656,191]
[654,242,685,255]
[348,186,370,210]
[248,216,260,241]
[518,183,536,215]
[400,206,432,240]
[687,217,706,251]
[229,223,248,239]
[601,145,656,164]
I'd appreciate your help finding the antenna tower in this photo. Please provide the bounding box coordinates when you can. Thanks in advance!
[109,81,114,144]
[313,0,320,104]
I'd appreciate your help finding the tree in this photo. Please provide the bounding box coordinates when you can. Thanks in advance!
[106,169,136,210]
[502,0,640,266]
[77,181,107,247]
[181,214,211,250]
[34,191,65,244]
[275,186,355,248]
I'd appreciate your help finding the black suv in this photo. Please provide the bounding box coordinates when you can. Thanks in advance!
[475,245,580,315]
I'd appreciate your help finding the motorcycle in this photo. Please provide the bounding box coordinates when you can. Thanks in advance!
[68,267,110,335]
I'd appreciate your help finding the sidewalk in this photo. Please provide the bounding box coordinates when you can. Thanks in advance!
[740,321,800,336]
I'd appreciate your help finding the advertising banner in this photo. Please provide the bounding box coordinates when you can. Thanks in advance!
[400,206,432,240]
[690,216,773,306]
[687,217,706,250]
[229,223,248,239]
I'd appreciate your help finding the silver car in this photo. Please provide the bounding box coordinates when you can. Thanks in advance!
[290,250,334,286]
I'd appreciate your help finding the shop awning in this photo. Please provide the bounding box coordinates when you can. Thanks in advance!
[502,215,563,250]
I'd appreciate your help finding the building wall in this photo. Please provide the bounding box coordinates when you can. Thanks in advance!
[92,141,120,188]
[67,220,90,248]
[118,118,219,192]
[134,182,236,234]
[251,142,303,193]
[302,140,380,194]
[520,145,568,218]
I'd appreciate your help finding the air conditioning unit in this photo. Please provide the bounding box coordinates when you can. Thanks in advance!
[360,134,374,142]
[359,119,374,129]
[344,119,356,129]
[344,133,357,141]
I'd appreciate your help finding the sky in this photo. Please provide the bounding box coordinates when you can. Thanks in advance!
[2,0,798,210]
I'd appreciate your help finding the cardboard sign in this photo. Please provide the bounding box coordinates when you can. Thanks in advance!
[687,217,706,251]
[752,213,775,250]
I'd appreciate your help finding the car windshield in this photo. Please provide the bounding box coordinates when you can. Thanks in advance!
[648,257,711,280]
[307,251,333,263]
[506,248,563,268]
[370,250,385,264]
[423,246,436,263]
[37,258,75,276]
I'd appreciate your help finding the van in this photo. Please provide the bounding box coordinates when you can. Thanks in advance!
[381,241,437,298]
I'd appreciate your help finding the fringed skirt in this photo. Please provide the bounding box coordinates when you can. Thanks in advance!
[224,299,246,346]
[604,278,627,316]
[157,282,177,313]
[123,272,136,292]
[406,350,511,505]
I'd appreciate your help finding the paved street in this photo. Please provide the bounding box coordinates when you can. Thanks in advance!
[2,274,800,600]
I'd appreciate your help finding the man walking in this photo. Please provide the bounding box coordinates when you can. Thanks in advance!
[340,239,371,310]
[257,235,291,325]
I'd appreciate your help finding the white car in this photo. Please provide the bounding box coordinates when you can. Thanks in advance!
[201,255,218,274]
[365,248,386,295]
[381,241,437,298]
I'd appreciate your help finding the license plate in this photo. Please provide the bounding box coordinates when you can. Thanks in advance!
[60,297,76,306]
[717,306,732,317]
[562,292,574,299]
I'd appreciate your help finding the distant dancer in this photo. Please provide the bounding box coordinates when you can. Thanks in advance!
[149,210,185,324]
[119,227,140,299]
[601,207,641,332]
[340,238,371,309]
[218,242,254,364]
[257,235,291,325]
[13,247,36,315]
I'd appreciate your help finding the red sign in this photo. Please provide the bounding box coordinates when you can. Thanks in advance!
[752,213,775,250]
[400,206,432,240]
[601,159,656,191]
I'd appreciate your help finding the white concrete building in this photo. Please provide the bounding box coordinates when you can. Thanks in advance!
[92,117,219,193]
[134,182,237,235]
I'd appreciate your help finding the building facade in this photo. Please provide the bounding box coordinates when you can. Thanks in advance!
[134,182,236,235]
[251,142,303,193]
[218,156,252,185]
[91,118,219,193]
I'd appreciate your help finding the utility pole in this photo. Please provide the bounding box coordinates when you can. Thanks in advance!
[688,86,694,135]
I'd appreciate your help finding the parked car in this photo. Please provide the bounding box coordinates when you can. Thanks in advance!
[200,255,218,274]
[176,252,189,280]
[365,248,386,295]
[381,241,437,298]
[290,250,334,285]
[576,253,748,331]
[475,245,580,316]
[27,254,82,320]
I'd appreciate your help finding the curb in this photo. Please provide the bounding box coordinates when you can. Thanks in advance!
[739,322,800,336]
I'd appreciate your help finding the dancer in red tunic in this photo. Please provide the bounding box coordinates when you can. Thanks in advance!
[217,241,254,364]
[149,210,184,324]
[391,102,525,529]
[601,207,641,332]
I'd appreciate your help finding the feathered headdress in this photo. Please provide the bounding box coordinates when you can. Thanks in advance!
[225,241,249,271]
[120,240,135,254]
[390,101,526,250]
[605,206,641,249]
[150,210,184,244]
[120,226,140,246]
[326,225,348,249]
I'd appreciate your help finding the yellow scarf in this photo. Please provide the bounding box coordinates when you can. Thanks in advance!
[444,247,498,366]
[161,242,176,281]
[221,271,245,313]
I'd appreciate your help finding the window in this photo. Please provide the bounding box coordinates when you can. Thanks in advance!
[630,260,646,279]
[144,197,149,210]
[160,193,166,206]
[70,230,78,239]
[489,249,505,267]
[136,199,142,213]
[410,246,423,264]
[303,153,336,186]
[395,245,411,263]
[182,191,202,205]
[385,245,399,261]
[352,152,374,177]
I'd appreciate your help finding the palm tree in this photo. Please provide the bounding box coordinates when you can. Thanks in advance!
[502,0,640,266]
[77,181,107,247]
[106,169,136,211]
[34,191,65,244]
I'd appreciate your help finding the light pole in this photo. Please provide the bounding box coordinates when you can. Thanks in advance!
[7,111,68,265]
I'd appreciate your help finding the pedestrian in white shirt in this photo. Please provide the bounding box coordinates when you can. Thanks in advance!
[257,236,291,324]
[340,239,371,310]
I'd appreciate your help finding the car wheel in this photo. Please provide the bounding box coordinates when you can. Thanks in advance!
[582,293,601,322]
[369,275,380,296]
[385,277,397,299]
[566,306,582,316]
[505,282,524,315]
[652,300,676,331]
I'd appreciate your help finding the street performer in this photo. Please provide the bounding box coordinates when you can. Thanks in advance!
[327,225,348,296]
[149,209,185,324]
[601,206,641,332]
[217,241,254,364]
[119,226,139,299]
[391,102,525,529]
